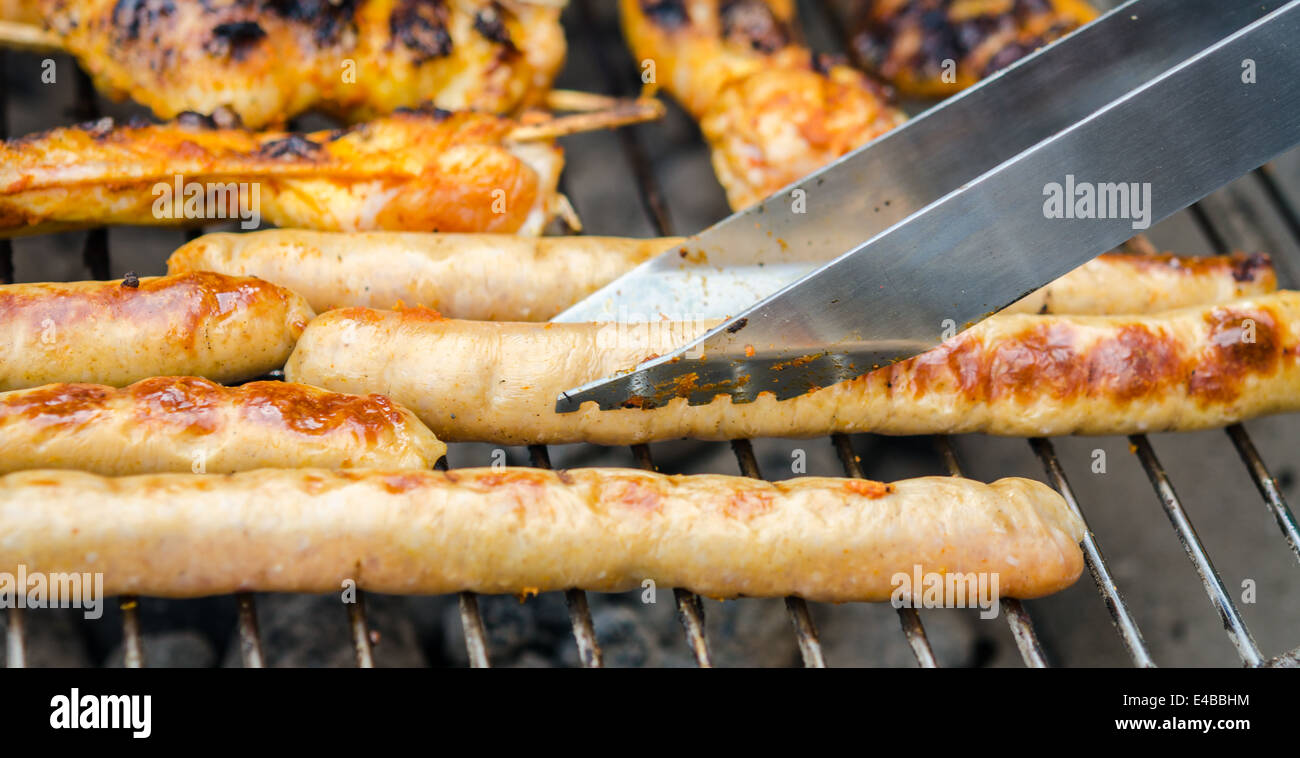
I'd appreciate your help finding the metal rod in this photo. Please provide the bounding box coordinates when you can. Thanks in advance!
[346,590,375,668]
[1128,434,1264,666]
[630,444,713,666]
[1254,165,1300,248]
[1225,424,1300,565]
[832,433,940,667]
[933,436,1048,667]
[234,593,264,668]
[5,606,25,669]
[527,444,604,667]
[1029,438,1155,666]
[458,592,490,668]
[729,439,827,667]
[564,589,603,668]
[119,596,144,668]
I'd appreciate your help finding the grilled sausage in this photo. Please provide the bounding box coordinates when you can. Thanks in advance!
[286,291,1300,444]
[0,467,1085,601]
[0,109,565,237]
[0,272,313,391]
[0,377,445,475]
[167,230,1276,319]
[167,231,683,320]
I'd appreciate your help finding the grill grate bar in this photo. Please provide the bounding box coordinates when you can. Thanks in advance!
[119,596,144,668]
[1029,438,1154,667]
[1225,424,1300,565]
[235,593,265,668]
[1128,434,1263,665]
[833,433,940,667]
[934,436,1048,667]
[630,444,713,666]
[458,592,491,668]
[730,439,827,667]
[4,606,24,668]
[435,456,491,666]
[528,445,604,667]
[346,591,375,668]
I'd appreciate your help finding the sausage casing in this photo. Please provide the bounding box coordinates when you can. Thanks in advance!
[0,377,445,475]
[167,230,1276,320]
[0,467,1085,601]
[167,231,681,320]
[285,291,1300,444]
[0,272,313,390]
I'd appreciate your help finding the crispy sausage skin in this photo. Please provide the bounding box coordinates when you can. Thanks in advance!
[0,467,1084,601]
[0,109,564,237]
[169,231,1277,320]
[168,231,682,320]
[0,272,313,391]
[31,0,566,128]
[286,291,1300,445]
[0,377,445,475]
[621,0,905,209]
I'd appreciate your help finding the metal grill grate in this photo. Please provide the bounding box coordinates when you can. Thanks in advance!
[3,0,1300,668]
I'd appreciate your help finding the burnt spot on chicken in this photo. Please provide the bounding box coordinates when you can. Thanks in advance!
[393,103,454,121]
[206,21,268,60]
[265,0,361,46]
[111,0,176,43]
[640,0,689,29]
[390,0,454,63]
[474,3,518,52]
[256,134,324,159]
[720,0,790,54]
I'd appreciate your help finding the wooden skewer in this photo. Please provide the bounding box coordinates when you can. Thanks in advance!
[0,20,60,53]
[506,98,666,142]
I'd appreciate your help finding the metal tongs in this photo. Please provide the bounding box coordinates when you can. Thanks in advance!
[554,0,1300,413]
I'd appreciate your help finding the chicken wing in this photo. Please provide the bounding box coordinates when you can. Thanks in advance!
[622,0,906,210]
[846,0,1097,98]
[0,107,566,236]
[17,0,567,128]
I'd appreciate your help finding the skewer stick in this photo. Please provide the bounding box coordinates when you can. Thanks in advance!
[0,20,60,53]
[506,98,665,142]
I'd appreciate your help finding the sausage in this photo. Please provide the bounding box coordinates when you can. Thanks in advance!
[0,272,313,391]
[285,291,1300,444]
[0,467,1085,601]
[0,109,565,237]
[167,230,682,320]
[0,377,445,475]
[167,229,1276,319]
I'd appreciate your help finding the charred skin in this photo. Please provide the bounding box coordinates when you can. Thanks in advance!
[0,377,446,474]
[0,109,565,236]
[286,291,1300,445]
[848,0,1097,98]
[0,272,314,390]
[28,0,566,127]
[0,467,1085,601]
[622,0,906,209]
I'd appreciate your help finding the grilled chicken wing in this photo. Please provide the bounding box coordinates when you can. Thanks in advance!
[0,107,566,236]
[622,0,905,210]
[20,0,566,128]
[0,0,39,25]
[846,0,1097,98]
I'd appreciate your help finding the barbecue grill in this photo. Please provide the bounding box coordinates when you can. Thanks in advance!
[2,0,1299,669]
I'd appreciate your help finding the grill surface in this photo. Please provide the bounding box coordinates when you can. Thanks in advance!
[2,0,1300,668]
